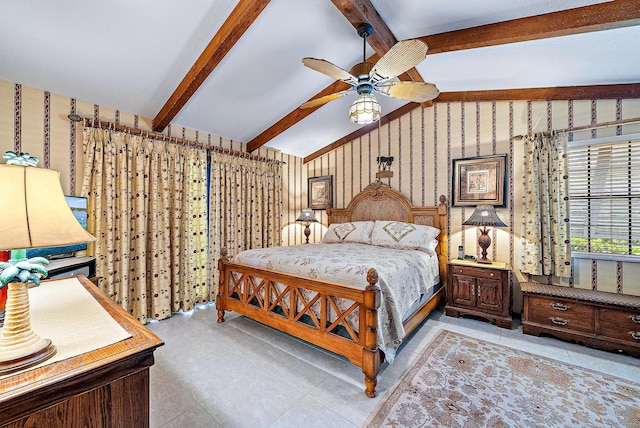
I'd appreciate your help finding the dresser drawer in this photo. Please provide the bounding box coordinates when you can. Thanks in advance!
[450,265,505,280]
[526,295,595,333]
[599,308,640,344]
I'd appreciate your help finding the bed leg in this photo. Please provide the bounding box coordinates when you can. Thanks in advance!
[363,268,381,398]
[363,351,380,398]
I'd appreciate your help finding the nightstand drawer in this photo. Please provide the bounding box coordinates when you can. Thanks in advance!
[450,265,505,280]
[526,295,595,333]
[599,308,640,344]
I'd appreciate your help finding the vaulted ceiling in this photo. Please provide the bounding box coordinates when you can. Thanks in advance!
[1,0,638,160]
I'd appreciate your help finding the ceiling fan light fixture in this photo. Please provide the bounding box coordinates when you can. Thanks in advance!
[349,93,381,125]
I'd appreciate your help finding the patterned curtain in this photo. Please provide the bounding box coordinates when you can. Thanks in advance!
[81,128,209,323]
[209,152,282,298]
[520,132,571,278]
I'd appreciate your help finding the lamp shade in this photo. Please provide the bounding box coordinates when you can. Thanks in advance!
[0,164,95,250]
[462,205,507,227]
[296,208,318,223]
[349,93,381,124]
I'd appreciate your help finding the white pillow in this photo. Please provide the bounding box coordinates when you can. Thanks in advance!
[321,221,374,244]
[371,220,440,251]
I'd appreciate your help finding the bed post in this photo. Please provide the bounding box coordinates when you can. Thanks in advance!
[216,248,229,323]
[362,268,381,398]
[438,195,448,290]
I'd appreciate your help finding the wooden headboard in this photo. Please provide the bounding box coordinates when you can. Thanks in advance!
[327,182,449,283]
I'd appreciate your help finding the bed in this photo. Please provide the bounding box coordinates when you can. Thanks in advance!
[216,182,448,397]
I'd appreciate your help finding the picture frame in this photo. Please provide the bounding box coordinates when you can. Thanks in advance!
[452,154,507,207]
[308,175,332,210]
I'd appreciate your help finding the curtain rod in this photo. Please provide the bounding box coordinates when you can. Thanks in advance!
[71,116,283,165]
[514,116,640,140]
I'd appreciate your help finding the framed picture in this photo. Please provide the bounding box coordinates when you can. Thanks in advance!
[452,154,507,207]
[308,175,332,210]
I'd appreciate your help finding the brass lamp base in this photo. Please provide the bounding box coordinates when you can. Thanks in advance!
[0,282,56,375]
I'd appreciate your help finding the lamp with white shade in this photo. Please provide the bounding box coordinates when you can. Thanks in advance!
[0,159,95,374]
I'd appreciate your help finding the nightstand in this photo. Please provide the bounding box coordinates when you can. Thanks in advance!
[445,260,512,329]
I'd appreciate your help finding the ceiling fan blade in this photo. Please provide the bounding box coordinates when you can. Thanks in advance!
[302,58,357,85]
[375,81,439,102]
[370,39,428,81]
[300,89,353,109]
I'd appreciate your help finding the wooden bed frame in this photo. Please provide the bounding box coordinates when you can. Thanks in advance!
[216,182,448,397]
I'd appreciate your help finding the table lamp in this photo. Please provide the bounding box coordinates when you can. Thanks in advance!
[462,204,507,264]
[296,208,318,244]
[0,157,95,374]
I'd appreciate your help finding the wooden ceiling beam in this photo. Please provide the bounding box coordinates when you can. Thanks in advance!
[419,0,640,54]
[330,0,424,83]
[152,0,271,133]
[303,83,640,163]
[435,84,640,103]
[249,1,639,154]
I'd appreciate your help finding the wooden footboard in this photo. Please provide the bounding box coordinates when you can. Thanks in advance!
[216,248,382,397]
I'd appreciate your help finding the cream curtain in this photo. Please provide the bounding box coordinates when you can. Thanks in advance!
[81,128,209,323]
[520,132,572,278]
[209,152,282,298]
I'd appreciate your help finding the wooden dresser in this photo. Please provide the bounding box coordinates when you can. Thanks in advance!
[0,276,164,427]
[521,282,640,357]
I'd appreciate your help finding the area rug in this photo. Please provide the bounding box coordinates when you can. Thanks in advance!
[364,330,640,427]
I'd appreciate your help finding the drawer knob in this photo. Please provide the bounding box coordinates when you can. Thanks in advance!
[490,273,494,277]
[458,269,463,273]
[550,302,569,311]
[630,331,640,341]
[630,315,640,324]
[550,317,569,326]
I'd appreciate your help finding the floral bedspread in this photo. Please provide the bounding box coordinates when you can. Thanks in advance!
[234,243,439,363]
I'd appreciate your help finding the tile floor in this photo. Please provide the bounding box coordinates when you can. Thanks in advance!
[146,304,640,428]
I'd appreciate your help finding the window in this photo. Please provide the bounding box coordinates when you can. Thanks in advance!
[567,139,640,257]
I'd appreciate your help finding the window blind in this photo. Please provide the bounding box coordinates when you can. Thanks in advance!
[567,139,640,256]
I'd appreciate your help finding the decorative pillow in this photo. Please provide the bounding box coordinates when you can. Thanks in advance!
[321,221,374,244]
[371,220,440,252]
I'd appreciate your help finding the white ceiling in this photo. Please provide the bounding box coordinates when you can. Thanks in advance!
[1,0,638,158]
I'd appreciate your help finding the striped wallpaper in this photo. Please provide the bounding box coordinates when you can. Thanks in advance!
[1,79,639,309]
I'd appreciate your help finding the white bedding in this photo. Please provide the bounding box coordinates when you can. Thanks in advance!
[234,242,440,363]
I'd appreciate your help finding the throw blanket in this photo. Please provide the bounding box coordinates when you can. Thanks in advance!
[235,243,439,363]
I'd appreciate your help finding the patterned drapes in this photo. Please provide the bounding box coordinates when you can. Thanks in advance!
[81,128,209,323]
[209,152,282,298]
[520,132,571,278]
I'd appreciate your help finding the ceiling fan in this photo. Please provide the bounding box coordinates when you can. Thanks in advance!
[300,23,439,124]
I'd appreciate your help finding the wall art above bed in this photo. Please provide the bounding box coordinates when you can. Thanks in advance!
[452,154,507,207]
[308,175,333,210]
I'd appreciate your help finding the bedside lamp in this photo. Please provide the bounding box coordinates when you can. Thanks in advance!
[296,208,318,244]
[462,204,507,264]
[0,160,95,374]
